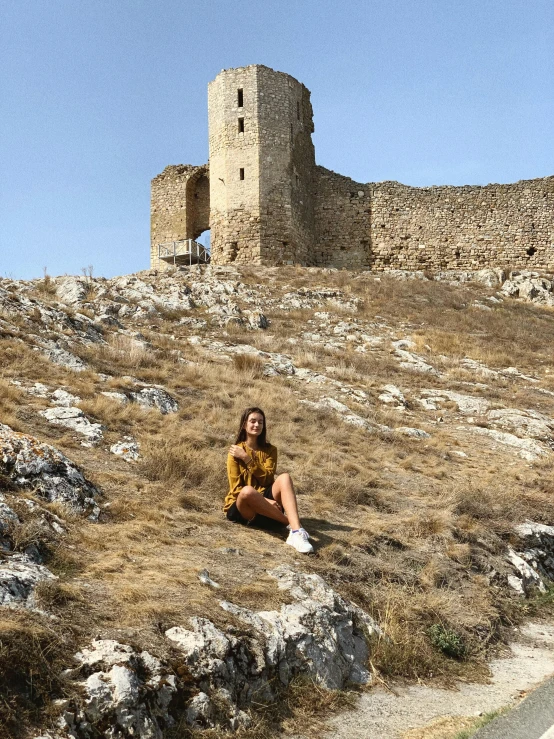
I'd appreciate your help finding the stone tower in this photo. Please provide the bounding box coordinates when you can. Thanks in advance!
[208,65,316,265]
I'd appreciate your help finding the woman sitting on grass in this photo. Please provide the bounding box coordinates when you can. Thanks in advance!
[224,407,313,554]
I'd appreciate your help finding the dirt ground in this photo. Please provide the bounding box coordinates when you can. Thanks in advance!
[316,621,554,739]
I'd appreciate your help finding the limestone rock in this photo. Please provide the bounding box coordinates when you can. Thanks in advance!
[0,499,20,533]
[468,426,546,461]
[395,426,430,439]
[0,553,57,608]
[27,382,51,397]
[418,389,490,415]
[301,397,390,433]
[39,339,87,371]
[460,357,500,379]
[129,387,179,414]
[243,310,269,330]
[500,272,554,306]
[110,438,140,462]
[506,548,546,596]
[60,640,178,739]
[379,384,406,406]
[486,408,554,444]
[100,391,129,404]
[51,389,81,407]
[55,276,91,305]
[434,268,505,287]
[392,340,438,375]
[198,569,220,588]
[513,522,554,584]
[39,407,103,446]
[0,424,100,518]
[167,565,379,728]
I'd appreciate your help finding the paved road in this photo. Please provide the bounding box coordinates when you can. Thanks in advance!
[474,676,554,739]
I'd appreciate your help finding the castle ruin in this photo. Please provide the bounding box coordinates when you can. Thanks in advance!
[151,65,554,271]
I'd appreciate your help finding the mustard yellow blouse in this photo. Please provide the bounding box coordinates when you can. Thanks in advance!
[224,441,278,512]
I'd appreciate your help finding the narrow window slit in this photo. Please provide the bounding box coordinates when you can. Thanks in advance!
[239,168,245,180]
[238,117,244,133]
[237,89,243,107]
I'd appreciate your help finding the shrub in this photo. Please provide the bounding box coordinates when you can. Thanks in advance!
[428,623,466,659]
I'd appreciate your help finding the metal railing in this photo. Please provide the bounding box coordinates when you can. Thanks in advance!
[157,239,210,267]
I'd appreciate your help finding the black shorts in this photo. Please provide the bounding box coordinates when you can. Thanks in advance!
[226,486,285,530]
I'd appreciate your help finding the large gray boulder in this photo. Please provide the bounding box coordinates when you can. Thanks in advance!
[166,564,379,728]
[0,424,100,518]
[500,272,554,306]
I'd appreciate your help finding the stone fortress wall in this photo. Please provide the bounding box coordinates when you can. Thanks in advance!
[150,164,209,267]
[151,65,554,271]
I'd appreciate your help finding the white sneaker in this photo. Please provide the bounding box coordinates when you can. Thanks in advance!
[286,528,314,554]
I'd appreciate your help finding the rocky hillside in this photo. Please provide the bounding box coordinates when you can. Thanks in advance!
[1,265,554,739]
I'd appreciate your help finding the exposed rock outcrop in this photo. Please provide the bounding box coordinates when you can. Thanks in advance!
[59,640,178,739]
[166,565,379,729]
[0,424,100,518]
[507,522,554,595]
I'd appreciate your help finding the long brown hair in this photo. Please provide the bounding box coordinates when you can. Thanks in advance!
[235,407,269,447]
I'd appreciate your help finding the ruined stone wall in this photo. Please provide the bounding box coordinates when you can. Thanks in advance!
[369,177,554,270]
[150,164,209,270]
[314,167,372,269]
[152,65,554,273]
[314,167,554,271]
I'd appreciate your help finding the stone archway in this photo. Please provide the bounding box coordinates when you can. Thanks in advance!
[186,167,210,241]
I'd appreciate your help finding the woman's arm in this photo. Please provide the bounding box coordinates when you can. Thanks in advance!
[227,453,246,500]
[245,446,277,486]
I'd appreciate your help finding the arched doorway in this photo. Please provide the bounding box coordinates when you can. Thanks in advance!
[195,229,211,259]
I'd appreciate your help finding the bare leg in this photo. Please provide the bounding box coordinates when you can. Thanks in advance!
[236,486,289,525]
[271,473,302,530]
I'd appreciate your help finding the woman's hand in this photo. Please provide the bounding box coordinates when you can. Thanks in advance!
[267,499,284,514]
[229,445,251,463]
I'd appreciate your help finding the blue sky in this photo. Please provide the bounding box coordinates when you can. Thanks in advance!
[1,0,553,279]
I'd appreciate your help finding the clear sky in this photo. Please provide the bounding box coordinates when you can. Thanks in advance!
[1,0,553,279]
